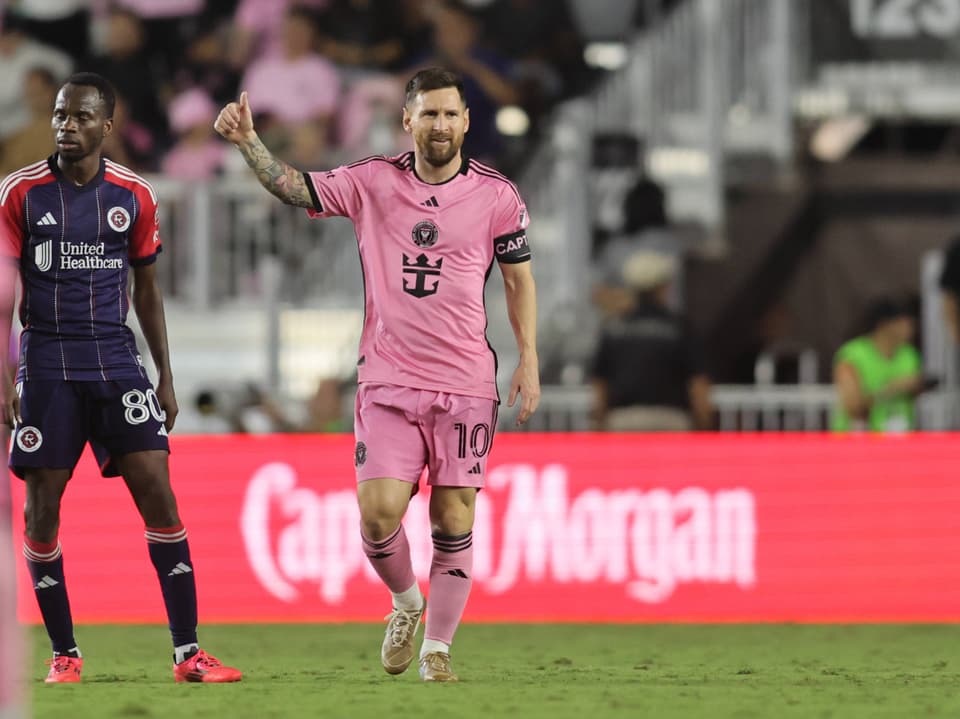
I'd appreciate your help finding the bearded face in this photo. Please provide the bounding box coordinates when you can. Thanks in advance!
[403,87,469,168]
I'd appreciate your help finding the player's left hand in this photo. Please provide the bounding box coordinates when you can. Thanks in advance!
[156,379,179,432]
[508,355,540,426]
[0,378,20,429]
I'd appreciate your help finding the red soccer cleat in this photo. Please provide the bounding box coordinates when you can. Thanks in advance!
[45,655,83,683]
[173,649,242,683]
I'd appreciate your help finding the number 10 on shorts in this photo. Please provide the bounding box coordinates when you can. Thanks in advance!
[453,422,491,459]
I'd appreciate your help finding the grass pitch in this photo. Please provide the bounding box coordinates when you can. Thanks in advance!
[29,623,960,719]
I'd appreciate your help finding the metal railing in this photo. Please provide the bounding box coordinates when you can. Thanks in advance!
[513,383,837,433]
[511,382,960,433]
[579,0,796,229]
[150,176,362,309]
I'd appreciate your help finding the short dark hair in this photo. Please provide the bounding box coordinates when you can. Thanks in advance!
[865,296,913,333]
[63,72,117,119]
[404,67,466,107]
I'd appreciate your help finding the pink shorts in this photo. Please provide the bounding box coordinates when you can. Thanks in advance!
[354,383,499,489]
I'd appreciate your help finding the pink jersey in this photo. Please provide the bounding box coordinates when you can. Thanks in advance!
[305,152,531,401]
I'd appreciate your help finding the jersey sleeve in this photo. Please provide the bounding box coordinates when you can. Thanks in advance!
[128,181,162,266]
[0,186,25,263]
[303,165,362,220]
[492,185,531,264]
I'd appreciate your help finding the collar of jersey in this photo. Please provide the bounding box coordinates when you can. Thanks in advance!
[409,151,470,186]
[47,154,106,193]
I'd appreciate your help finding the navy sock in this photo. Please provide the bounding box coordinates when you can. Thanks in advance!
[23,536,77,655]
[145,525,198,648]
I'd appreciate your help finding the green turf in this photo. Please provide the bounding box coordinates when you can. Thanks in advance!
[28,624,960,719]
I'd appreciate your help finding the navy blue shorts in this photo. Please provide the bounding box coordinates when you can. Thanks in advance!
[9,378,170,479]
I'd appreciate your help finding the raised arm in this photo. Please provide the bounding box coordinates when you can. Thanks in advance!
[214,91,313,208]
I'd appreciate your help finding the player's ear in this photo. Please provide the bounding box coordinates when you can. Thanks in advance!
[401,105,412,133]
[463,107,470,134]
[102,118,113,140]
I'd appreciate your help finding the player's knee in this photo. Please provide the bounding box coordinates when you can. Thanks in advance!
[356,487,407,540]
[131,479,180,526]
[23,501,59,542]
[358,494,405,539]
[138,494,180,527]
[430,506,473,536]
[360,514,402,542]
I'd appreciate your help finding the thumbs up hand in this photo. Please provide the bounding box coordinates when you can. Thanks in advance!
[214,90,256,145]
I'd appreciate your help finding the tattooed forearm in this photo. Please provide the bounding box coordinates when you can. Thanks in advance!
[237,136,313,208]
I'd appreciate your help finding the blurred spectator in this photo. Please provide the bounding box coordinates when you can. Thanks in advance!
[0,67,57,176]
[337,75,409,159]
[193,383,297,434]
[300,377,348,432]
[0,12,72,143]
[11,0,91,59]
[316,0,409,75]
[411,1,519,160]
[101,95,156,171]
[112,0,207,77]
[192,389,235,433]
[591,251,714,431]
[479,0,588,110]
[192,378,349,434]
[832,297,926,433]
[172,13,241,104]
[229,0,328,68]
[938,234,960,343]
[240,5,341,166]
[162,88,228,180]
[592,172,676,318]
[84,8,168,157]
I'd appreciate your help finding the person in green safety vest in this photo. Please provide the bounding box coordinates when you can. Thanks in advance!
[832,297,926,432]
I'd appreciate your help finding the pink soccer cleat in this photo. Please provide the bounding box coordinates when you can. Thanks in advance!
[45,655,83,683]
[173,649,242,683]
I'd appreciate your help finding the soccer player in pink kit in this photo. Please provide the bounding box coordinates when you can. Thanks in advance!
[215,67,540,681]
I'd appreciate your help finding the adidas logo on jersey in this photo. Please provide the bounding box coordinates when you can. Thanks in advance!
[167,562,193,577]
[468,462,482,475]
[35,575,60,590]
[420,196,439,207]
[36,211,57,226]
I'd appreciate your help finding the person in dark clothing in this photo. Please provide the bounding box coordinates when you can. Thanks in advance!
[938,234,960,343]
[591,251,714,431]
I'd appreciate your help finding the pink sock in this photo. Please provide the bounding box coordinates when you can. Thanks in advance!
[425,532,474,646]
[361,525,416,594]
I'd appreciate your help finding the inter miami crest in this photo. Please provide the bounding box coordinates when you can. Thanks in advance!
[412,220,439,248]
[355,441,367,467]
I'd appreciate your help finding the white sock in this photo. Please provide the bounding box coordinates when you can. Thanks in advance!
[391,582,423,611]
[420,638,450,658]
[174,643,199,664]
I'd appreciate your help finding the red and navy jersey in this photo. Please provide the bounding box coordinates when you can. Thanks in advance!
[0,155,162,381]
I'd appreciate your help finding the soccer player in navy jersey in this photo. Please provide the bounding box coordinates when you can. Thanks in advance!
[0,73,241,684]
